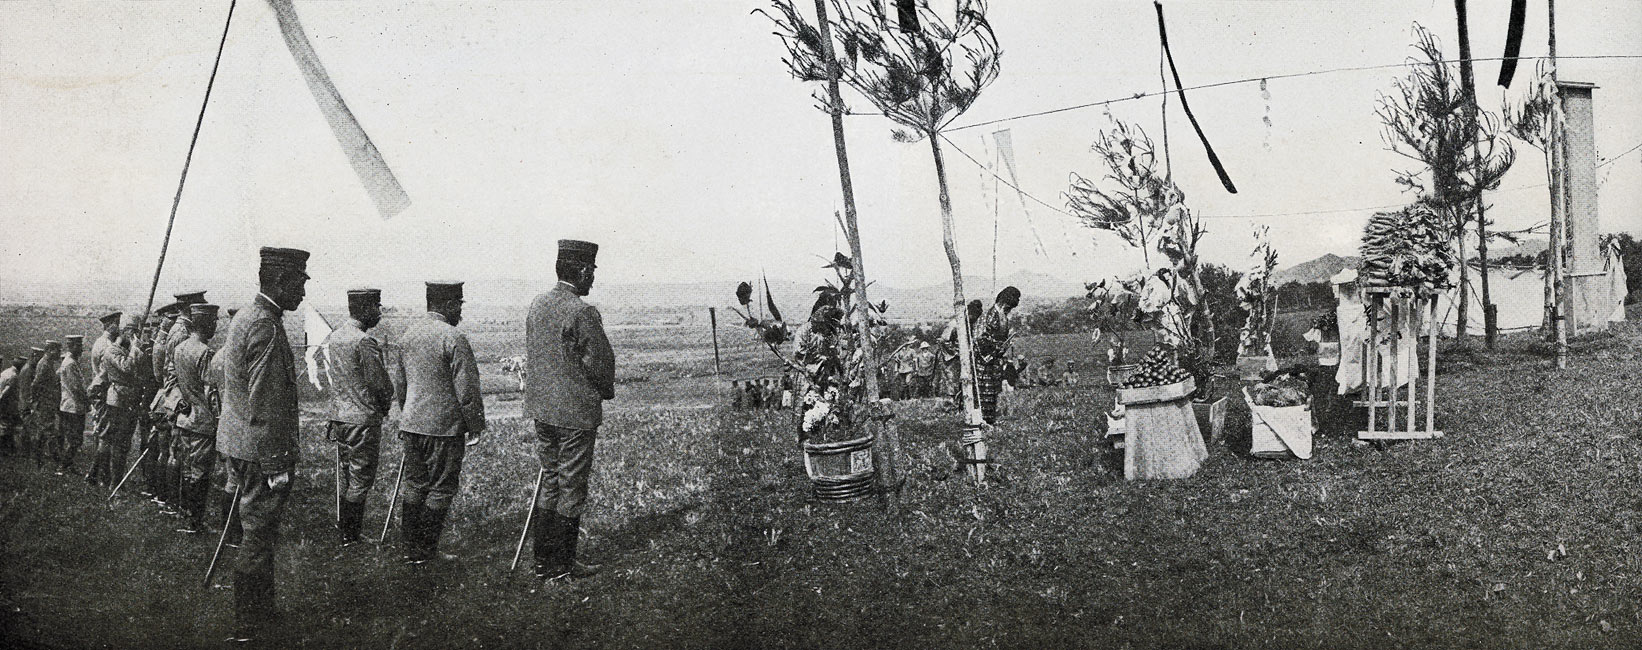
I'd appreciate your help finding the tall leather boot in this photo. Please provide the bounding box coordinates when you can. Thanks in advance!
[423,506,454,561]
[532,515,566,580]
[401,502,427,562]
[561,515,600,579]
[230,571,259,642]
[180,478,207,533]
[338,499,365,545]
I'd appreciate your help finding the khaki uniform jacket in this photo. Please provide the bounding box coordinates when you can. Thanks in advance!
[524,283,615,430]
[59,353,88,414]
[30,353,60,411]
[323,321,393,426]
[152,317,191,412]
[0,367,18,416]
[218,294,301,469]
[16,360,35,413]
[98,340,148,409]
[394,312,484,437]
[172,338,217,434]
[87,333,114,404]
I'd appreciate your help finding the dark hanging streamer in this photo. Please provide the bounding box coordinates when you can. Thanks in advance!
[1497,0,1529,87]
[1154,1,1237,194]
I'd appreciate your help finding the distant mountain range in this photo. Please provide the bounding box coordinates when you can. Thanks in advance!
[0,270,1088,324]
[1271,253,1360,285]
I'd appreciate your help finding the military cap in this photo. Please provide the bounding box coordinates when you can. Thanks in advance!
[120,313,143,330]
[156,301,186,317]
[425,281,464,303]
[64,334,84,344]
[99,311,123,326]
[189,303,220,320]
[347,288,382,312]
[259,246,311,275]
[11,356,25,364]
[29,347,45,354]
[227,308,239,317]
[173,290,207,304]
[42,340,60,349]
[557,239,599,267]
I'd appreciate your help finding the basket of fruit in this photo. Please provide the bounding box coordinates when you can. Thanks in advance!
[1116,346,1196,406]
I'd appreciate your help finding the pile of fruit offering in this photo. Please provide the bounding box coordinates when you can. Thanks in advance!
[1120,345,1192,389]
[1249,372,1308,407]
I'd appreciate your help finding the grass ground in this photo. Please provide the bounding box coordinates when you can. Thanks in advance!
[2,308,1641,649]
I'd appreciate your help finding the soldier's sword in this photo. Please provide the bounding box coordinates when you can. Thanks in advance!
[334,446,343,529]
[107,446,152,504]
[511,468,546,572]
[202,480,243,588]
[377,446,406,544]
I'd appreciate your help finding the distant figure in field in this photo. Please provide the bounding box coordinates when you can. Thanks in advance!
[16,347,41,460]
[82,311,121,485]
[892,343,916,400]
[170,303,220,534]
[0,356,25,455]
[974,287,1020,424]
[322,289,394,546]
[525,239,615,583]
[394,281,486,564]
[913,341,938,398]
[217,246,309,642]
[1063,360,1079,387]
[56,334,89,474]
[28,341,62,468]
[500,355,528,391]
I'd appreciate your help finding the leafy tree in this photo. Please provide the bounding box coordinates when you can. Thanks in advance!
[767,0,1002,428]
[1376,23,1515,339]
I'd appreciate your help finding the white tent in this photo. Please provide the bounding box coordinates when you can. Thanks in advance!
[1436,242,1628,336]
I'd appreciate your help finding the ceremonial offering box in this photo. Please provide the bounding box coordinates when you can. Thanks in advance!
[1117,377,1195,406]
[1244,387,1314,459]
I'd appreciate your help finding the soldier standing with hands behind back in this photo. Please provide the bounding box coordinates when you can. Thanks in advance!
[324,288,394,546]
[526,239,615,583]
[217,247,309,642]
[393,281,485,564]
[171,303,220,535]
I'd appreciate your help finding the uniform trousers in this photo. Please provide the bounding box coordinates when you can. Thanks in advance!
[533,422,598,518]
[92,405,136,483]
[226,458,292,578]
[29,403,55,461]
[328,422,381,503]
[176,429,217,481]
[57,411,84,468]
[400,432,465,513]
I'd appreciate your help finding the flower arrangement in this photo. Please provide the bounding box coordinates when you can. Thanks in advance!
[1235,225,1279,358]
[733,253,888,443]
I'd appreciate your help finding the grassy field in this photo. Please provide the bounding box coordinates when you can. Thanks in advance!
[3,304,1642,649]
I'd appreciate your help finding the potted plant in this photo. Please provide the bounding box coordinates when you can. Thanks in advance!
[732,253,890,502]
[1235,225,1279,380]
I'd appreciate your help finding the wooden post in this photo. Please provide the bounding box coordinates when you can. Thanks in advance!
[1406,296,1418,436]
[1547,0,1569,369]
[1388,297,1400,435]
[1427,295,1439,434]
[1366,296,1379,436]
[708,307,721,375]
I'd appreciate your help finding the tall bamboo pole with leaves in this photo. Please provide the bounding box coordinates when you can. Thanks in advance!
[760,0,903,499]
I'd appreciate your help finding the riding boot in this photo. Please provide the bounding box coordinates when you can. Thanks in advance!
[231,571,260,642]
[338,499,365,545]
[561,515,600,578]
[401,502,427,562]
[532,515,566,579]
[220,491,243,546]
[423,506,452,560]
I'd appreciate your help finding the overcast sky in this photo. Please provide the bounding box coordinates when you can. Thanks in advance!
[2,0,1638,306]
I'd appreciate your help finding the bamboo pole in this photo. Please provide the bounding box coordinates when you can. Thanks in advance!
[143,0,238,319]
[812,0,902,499]
[708,307,721,376]
[930,136,983,428]
[1547,0,1569,369]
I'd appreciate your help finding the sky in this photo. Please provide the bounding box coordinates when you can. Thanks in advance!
[2,0,1638,307]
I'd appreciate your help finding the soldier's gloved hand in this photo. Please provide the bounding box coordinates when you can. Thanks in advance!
[267,470,292,491]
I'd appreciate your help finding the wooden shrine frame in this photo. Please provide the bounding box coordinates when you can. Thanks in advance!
[1355,287,1443,440]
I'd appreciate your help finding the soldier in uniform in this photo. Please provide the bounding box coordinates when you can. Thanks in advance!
[96,314,151,490]
[171,303,220,534]
[0,356,25,455]
[218,246,308,641]
[323,289,394,546]
[16,347,41,460]
[84,311,122,484]
[57,334,89,475]
[393,281,485,564]
[160,291,208,506]
[144,301,185,507]
[525,240,615,582]
[28,341,63,468]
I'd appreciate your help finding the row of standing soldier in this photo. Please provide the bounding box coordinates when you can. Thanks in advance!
[0,239,615,643]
